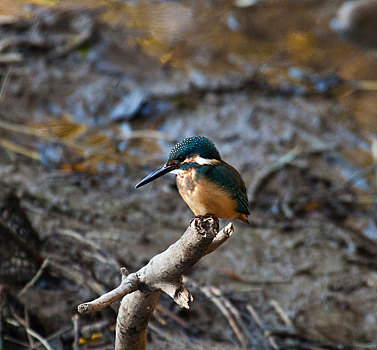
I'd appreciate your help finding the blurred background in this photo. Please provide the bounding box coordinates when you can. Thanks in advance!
[0,0,376,349]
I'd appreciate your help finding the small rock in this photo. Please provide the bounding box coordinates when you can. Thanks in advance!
[331,0,377,48]
[110,89,146,121]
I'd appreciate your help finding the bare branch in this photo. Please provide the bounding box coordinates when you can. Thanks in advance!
[204,223,234,255]
[77,273,139,314]
[77,216,230,350]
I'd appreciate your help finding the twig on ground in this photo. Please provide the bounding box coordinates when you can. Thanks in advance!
[73,315,79,350]
[24,309,35,349]
[6,316,53,350]
[0,138,41,161]
[0,35,51,54]
[57,229,120,270]
[0,119,87,154]
[0,119,171,165]
[345,256,377,269]
[270,300,293,328]
[18,258,49,298]
[248,146,333,204]
[155,304,190,330]
[219,268,291,286]
[0,65,12,102]
[23,327,53,350]
[294,163,377,209]
[211,286,251,347]
[47,320,112,345]
[45,325,73,342]
[49,260,108,297]
[246,303,279,350]
[152,308,168,326]
[352,343,377,349]
[355,80,377,91]
[46,257,120,314]
[148,321,184,347]
[0,53,23,64]
[148,322,171,342]
[223,286,262,294]
[267,326,297,337]
[0,15,17,25]
[197,284,247,348]
[248,148,300,203]
[3,336,30,348]
[50,28,92,59]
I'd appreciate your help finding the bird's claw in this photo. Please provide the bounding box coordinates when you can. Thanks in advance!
[190,214,219,231]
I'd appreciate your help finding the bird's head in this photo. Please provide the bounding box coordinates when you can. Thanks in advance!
[135,136,221,188]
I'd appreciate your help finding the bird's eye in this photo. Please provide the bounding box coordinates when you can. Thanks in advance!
[176,156,185,162]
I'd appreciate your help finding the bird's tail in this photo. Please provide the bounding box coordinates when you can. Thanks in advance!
[239,213,251,225]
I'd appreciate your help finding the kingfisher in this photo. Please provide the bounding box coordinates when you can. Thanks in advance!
[135,136,250,223]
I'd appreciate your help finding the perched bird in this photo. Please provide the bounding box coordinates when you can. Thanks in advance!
[136,136,250,223]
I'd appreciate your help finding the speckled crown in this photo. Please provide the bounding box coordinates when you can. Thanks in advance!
[167,136,221,163]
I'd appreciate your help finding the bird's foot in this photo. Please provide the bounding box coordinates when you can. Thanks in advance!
[190,214,219,231]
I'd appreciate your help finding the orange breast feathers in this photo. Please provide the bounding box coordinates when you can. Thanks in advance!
[176,170,243,220]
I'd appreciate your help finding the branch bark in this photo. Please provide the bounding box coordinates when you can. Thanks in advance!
[77,217,234,350]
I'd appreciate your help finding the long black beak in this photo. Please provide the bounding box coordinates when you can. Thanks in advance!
[135,163,177,188]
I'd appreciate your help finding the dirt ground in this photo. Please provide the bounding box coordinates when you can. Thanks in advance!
[0,1,377,349]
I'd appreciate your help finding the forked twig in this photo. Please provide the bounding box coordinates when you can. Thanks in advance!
[6,316,53,350]
[77,217,234,350]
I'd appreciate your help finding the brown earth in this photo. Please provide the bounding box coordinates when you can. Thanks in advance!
[0,1,376,349]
